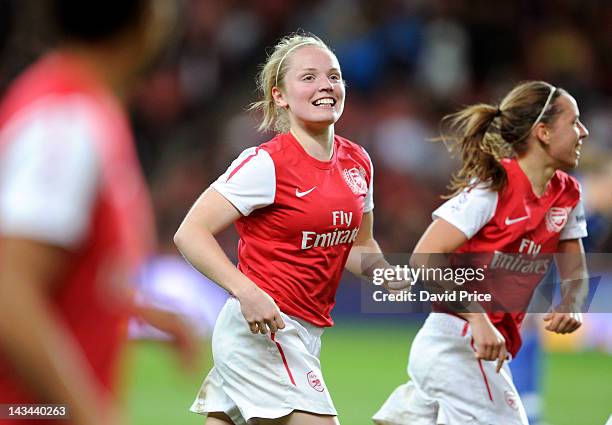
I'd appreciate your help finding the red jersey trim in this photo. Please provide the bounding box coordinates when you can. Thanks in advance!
[270,333,296,386]
[226,147,261,182]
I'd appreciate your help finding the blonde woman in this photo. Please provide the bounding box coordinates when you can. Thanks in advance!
[175,33,402,425]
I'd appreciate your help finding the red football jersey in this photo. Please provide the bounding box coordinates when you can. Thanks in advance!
[432,158,587,356]
[0,52,154,409]
[211,132,374,327]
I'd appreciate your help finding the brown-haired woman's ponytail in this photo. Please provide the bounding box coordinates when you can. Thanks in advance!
[436,81,564,198]
[440,104,513,197]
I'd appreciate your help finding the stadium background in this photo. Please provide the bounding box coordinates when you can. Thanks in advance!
[1,1,611,424]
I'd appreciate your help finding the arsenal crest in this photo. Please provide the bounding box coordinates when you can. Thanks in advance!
[307,370,325,392]
[504,390,519,411]
[342,166,367,195]
[545,207,569,233]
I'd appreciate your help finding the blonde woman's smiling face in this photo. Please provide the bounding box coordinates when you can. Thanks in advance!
[273,46,345,131]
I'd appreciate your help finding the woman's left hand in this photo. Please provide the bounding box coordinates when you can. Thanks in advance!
[543,310,583,334]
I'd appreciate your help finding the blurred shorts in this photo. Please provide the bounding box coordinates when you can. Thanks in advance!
[372,313,529,425]
[190,297,337,424]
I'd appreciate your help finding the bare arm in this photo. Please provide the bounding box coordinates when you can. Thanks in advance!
[134,304,200,371]
[174,188,285,334]
[345,212,383,275]
[412,218,507,371]
[544,238,588,334]
[345,212,411,290]
[0,238,123,425]
[174,188,250,296]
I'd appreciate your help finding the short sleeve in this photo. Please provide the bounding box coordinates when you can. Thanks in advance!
[0,100,100,248]
[362,147,374,213]
[560,200,587,240]
[432,185,498,239]
[210,147,276,216]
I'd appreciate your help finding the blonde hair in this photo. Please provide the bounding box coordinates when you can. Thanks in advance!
[440,81,566,196]
[249,32,335,133]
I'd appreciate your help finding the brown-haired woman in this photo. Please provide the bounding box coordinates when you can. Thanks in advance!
[374,81,589,425]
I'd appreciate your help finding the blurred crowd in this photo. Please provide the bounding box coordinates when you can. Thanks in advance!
[3,0,612,254]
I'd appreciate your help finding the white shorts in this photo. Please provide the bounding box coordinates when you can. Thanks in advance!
[190,298,337,424]
[373,313,529,425]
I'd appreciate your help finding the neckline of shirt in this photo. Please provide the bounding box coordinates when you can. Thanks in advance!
[285,131,338,170]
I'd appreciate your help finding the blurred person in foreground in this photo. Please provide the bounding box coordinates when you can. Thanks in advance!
[374,81,589,425]
[0,1,189,425]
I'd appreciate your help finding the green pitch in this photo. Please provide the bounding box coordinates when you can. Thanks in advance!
[124,322,611,425]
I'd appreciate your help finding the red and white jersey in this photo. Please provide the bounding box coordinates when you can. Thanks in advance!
[211,132,373,327]
[0,52,154,406]
[432,158,587,356]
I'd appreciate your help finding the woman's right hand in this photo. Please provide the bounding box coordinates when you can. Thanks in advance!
[466,314,507,373]
[235,283,286,334]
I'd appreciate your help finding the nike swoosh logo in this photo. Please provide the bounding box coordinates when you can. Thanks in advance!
[296,187,316,198]
[505,215,529,225]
